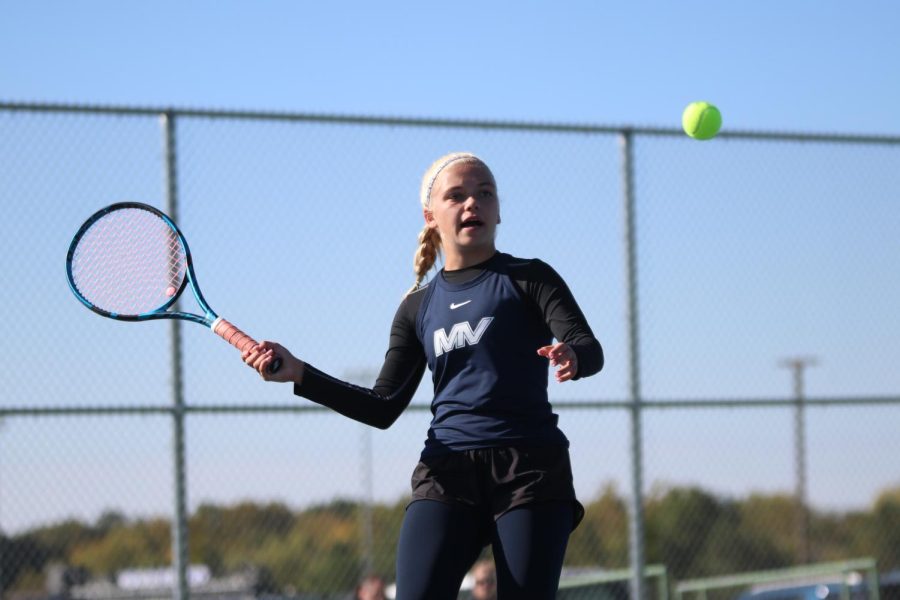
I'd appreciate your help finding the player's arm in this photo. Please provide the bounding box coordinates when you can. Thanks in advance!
[516,259,604,381]
[246,293,426,429]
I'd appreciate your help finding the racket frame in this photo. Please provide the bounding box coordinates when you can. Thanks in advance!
[66,201,219,327]
[66,201,281,373]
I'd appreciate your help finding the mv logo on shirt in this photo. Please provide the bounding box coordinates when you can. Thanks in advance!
[433,317,494,357]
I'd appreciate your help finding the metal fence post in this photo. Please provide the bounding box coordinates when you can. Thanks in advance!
[162,110,190,600]
[621,130,647,600]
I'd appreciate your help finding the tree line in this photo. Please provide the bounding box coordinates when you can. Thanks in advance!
[2,484,898,596]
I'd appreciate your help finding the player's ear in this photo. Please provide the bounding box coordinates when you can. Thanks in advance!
[497,212,501,224]
[424,209,438,229]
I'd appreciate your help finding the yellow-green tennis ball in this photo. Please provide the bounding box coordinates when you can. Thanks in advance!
[682,101,722,140]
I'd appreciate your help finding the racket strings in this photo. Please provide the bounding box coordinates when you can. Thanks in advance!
[71,208,187,315]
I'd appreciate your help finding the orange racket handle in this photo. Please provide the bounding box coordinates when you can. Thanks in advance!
[212,317,281,373]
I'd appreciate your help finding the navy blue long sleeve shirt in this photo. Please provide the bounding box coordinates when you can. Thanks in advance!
[295,252,603,452]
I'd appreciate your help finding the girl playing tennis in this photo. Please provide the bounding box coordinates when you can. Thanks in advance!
[243,152,603,600]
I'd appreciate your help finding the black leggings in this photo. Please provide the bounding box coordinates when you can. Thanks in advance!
[395,499,573,600]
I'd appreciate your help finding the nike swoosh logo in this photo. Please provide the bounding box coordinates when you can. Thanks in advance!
[449,300,472,310]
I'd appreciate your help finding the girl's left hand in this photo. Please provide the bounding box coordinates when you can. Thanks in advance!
[537,342,579,382]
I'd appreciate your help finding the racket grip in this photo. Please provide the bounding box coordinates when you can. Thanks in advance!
[212,317,282,374]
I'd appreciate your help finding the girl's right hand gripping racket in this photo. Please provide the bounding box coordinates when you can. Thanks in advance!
[66,201,281,373]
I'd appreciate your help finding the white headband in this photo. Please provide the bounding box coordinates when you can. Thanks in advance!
[421,153,482,209]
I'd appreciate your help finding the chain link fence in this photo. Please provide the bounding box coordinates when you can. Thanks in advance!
[1,102,898,599]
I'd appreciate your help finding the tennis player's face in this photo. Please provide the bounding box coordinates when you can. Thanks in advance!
[426,161,499,268]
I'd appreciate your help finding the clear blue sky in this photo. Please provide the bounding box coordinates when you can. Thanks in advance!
[2,2,899,533]
[3,1,899,134]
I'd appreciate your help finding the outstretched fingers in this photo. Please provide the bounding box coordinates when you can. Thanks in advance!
[536,342,579,383]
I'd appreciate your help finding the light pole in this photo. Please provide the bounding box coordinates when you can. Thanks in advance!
[779,356,818,564]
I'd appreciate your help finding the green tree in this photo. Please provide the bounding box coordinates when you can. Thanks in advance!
[190,501,296,574]
[567,483,629,567]
[738,494,798,561]
[2,535,49,594]
[69,518,169,577]
[699,498,791,575]
[255,503,362,594]
[6,483,900,595]
[645,486,723,579]
[28,519,99,559]
[868,486,900,569]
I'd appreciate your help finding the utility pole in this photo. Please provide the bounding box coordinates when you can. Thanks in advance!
[779,356,818,564]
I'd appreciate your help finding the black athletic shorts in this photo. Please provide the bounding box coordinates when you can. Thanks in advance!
[408,444,585,531]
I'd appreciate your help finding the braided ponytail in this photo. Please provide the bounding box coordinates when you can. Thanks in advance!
[406,225,442,295]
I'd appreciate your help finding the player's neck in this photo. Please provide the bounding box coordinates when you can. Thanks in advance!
[444,246,497,271]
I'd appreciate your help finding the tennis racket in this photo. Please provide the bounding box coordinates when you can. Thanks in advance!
[66,201,281,373]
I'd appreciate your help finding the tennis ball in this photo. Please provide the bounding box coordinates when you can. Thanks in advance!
[682,101,722,140]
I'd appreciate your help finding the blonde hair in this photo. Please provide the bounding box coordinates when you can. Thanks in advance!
[406,152,487,295]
